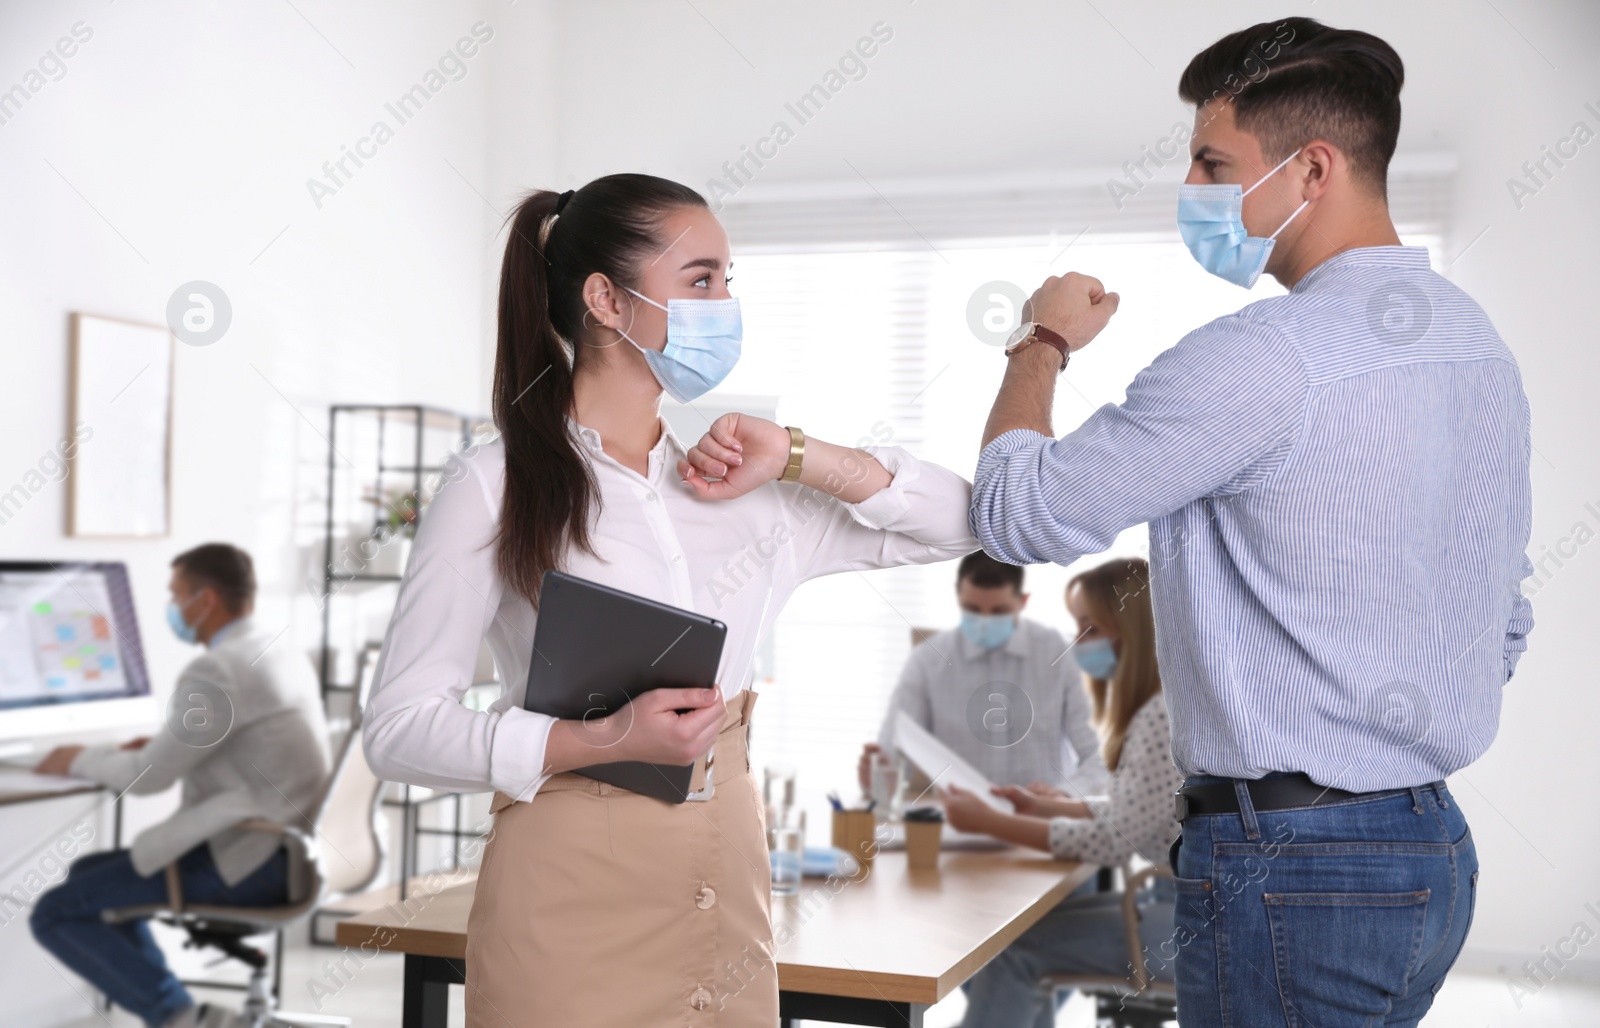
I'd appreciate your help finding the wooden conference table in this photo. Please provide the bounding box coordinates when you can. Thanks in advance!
[335,845,1093,1027]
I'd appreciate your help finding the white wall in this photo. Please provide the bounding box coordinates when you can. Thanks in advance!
[531,0,1476,196]
[1436,0,1600,983]
[0,0,512,1020]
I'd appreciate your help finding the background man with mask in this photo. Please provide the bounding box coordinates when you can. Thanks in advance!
[31,543,330,1028]
[858,550,1107,800]
[969,18,1532,1023]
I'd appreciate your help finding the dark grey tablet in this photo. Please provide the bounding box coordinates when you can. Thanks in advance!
[522,571,728,804]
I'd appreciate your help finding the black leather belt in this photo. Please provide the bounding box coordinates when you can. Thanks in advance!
[1174,772,1368,823]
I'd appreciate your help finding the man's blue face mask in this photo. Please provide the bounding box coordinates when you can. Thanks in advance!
[960,610,1017,651]
[166,594,204,645]
[620,287,742,403]
[1177,148,1308,289]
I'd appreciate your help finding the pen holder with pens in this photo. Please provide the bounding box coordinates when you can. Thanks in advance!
[830,808,877,881]
[903,805,944,870]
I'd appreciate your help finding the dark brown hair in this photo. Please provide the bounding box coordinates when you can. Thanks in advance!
[492,174,707,605]
[1179,18,1405,195]
[172,543,256,614]
[956,549,1024,593]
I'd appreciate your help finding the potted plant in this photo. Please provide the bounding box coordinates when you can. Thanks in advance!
[360,486,420,576]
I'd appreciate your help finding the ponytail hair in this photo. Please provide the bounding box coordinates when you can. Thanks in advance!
[491,173,707,605]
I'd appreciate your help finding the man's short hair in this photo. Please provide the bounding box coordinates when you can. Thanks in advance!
[172,543,256,613]
[1178,17,1405,196]
[957,550,1024,593]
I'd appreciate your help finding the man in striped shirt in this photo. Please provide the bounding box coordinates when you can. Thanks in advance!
[969,17,1532,1026]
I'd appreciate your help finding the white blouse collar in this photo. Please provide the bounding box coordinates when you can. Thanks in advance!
[564,414,688,460]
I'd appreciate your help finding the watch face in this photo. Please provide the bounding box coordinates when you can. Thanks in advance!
[1004,321,1038,351]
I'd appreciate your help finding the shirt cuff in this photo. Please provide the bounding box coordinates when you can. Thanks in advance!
[1047,816,1078,861]
[976,427,1052,474]
[970,428,1054,558]
[68,744,121,784]
[488,706,559,802]
[838,445,920,530]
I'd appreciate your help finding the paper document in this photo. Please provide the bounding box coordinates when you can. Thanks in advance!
[893,711,1012,812]
[0,771,98,795]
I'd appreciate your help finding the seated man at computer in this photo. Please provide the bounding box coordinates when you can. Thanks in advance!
[858,550,1107,801]
[30,543,331,1028]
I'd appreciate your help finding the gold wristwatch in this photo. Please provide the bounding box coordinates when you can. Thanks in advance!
[779,426,805,482]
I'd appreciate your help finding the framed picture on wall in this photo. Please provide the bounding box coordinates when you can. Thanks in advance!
[67,313,174,537]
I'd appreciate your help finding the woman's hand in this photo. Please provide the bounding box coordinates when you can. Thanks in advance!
[679,413,790,500]
[937,784,998,834]
[992,783,1091,819]
[546,686,725,773]
[991,784,1052,817]
[679,412,894,504]
[939,784,1058,853]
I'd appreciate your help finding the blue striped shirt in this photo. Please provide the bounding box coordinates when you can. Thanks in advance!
[970,246,1534,792]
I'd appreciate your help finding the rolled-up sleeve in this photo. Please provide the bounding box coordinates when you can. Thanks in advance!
[969,318,1307,566]
[363,452,559,801]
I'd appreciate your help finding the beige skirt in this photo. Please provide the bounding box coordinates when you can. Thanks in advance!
[465,690,777,1027]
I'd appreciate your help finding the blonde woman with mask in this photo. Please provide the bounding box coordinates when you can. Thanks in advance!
[363,173,979,1027]
[941,557,1182,1027]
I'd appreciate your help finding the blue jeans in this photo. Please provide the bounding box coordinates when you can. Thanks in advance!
[30,844,289,1027]
[960,875,1178,1028]
[1170,776,1478,1027]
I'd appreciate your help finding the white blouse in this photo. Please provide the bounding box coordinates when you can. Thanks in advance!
[364,416,980,803]
[1047,693,1183,867]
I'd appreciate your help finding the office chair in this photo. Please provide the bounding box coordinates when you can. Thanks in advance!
[100,673,383,1028]
[1036,863,1179,1028]
[308,643,388,940]
[101,819,349,1027]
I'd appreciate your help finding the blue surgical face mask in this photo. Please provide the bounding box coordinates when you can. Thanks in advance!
[960,611,1017,651]
[1070,637,1118,679]
[620,287,742,403]
[1177,148,1308,288]
[166,598,199,645]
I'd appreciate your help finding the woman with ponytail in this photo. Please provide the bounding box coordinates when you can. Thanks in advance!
[363,174,980,1026]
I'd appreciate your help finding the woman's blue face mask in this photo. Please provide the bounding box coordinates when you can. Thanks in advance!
[620,287,742,403]
[1069,637,1119,680]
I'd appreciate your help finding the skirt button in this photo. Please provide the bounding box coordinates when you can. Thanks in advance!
[696,884,717,909]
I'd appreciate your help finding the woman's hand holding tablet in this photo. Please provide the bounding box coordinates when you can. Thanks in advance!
[543,684,725,774]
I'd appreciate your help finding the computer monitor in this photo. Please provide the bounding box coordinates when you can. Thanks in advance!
[0,561,157,756]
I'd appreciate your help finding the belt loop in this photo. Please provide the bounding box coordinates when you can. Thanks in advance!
[1232,780,1261,840]
[1433,781,1449,808]
[1408,786,1425,814]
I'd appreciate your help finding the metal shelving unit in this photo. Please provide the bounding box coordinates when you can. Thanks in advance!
[316,404,488,697]
[312,404,496,903]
